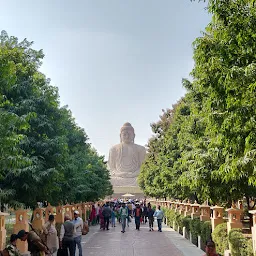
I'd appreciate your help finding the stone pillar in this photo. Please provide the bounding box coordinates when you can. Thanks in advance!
[226,206,242,233]
[184,201,192,217]
[179,203,185,215]
[81,203,87,221]
[75,203,82,216]
[211,205,224,231]
[249,210,256,254]
[32,208,45,231]
[55,205,64,224]
[191,202,200,219]
[238,200,244,220]
[13,210,29,253]
[0,212,9,250]
[45,204,54,221]
[71,205,76,217]
[200,205,210,221]
[63,204,72,217]
[174,202,180,213]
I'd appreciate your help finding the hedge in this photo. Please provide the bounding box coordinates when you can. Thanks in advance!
[228,229,254,256]
[212,223,229,255]
[164,208,211,247]
[164,207,254,256]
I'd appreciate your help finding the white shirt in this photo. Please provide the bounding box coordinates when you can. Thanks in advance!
[73,217,83,237]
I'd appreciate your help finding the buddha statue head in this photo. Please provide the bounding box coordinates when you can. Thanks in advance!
[120,122,135,144]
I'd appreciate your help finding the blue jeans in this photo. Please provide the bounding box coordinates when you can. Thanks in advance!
[74,235,82,256]
[111,216,116,226]
[157,219,162,231]
[121,216,126,231]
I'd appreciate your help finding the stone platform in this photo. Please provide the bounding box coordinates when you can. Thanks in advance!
[79,220,204,256]
[111,186,144,199]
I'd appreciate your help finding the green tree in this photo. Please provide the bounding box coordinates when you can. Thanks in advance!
[139,0,256,208]
[0,31,112,207]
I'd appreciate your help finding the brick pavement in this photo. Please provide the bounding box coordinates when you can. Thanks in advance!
[80,220,204,256]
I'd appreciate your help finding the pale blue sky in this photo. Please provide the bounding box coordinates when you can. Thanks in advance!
[0,0,210,158]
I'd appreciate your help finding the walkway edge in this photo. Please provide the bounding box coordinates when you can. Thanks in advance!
[163,224,204,256]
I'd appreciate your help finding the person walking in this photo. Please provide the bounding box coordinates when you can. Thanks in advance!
[99,206,105,230]
[43,214,59,256]
[154,205,164,232]
[119,203,128,233]
[143,204,148,223]
[111,207,116,227]
[60,215,75,256]
[89,205,97,226]
[73,211,83,256]
[102,202,111,230]
[147,205,155,231]
[96,203,100,224]
[133,204,142,231]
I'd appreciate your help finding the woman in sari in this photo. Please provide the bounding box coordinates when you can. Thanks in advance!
[99,205,105,230]
[89,205,97,226]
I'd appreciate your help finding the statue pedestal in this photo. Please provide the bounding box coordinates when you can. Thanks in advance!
[111,186,144,199]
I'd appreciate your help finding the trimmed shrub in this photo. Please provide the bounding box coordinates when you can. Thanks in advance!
[189,218,201,245]
[212,223,229,255]
[246,238,254,256]
[200,221,212,245]
[228,229,253,256]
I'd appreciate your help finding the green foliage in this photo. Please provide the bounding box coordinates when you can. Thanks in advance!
[164,208,211,246]
[212,223,229,255]
[0,31,112,207]
[139,0,256,208]
[228,229,254,256]
[200,221,212,245]
[189,218,201,244]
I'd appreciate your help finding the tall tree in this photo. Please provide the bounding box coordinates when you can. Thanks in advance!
[0,31,112,207]
[139,0,256,206]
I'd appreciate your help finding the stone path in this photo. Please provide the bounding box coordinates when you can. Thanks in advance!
[79,220,204,256]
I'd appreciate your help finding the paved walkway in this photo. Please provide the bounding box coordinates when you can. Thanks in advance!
[80,220,204,256]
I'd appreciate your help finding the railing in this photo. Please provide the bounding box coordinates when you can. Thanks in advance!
[0,202,94,253]
[148,199,254,256]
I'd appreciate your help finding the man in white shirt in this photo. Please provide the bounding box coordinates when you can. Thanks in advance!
[73,211,83,256]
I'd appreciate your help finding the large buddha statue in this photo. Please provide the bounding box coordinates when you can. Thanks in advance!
[108,122,146,187]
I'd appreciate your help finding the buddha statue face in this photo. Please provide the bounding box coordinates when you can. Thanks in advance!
[120,123,135,144]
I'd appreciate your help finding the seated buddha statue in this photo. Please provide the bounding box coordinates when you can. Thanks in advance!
[108,122,146,187]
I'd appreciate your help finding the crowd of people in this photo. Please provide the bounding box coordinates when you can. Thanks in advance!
[1,200,220,256]
[3,210,84,256]
[89,199,164,233]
